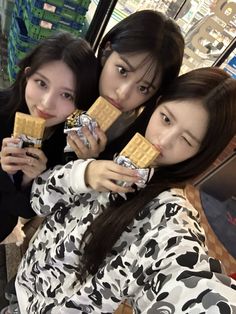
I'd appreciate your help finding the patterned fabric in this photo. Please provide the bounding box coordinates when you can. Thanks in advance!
[185,184,236,275]
[16,161,236,313]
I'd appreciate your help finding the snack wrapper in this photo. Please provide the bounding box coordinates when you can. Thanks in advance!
[9,135,43,148]
[12,112,45,148]
[64,97,122,153]
[114,155,153,188]
[64,112,98,152]
[113,133,159,188]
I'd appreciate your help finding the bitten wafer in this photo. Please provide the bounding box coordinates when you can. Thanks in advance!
[119,133,159,168]
[13,112,46,148]
[87,96,122,131]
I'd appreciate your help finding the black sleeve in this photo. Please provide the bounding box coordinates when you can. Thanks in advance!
[0,169,35,242]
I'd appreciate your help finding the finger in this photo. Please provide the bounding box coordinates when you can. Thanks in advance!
[107,171,139,184]
[69,128,100,157]
[81,126,98,149]
[25,147,47,163]
[104,180,135,194]
[68,132,89,155]
[67,136,86,159]
[2,155,29,166]
[108,163,139,178]
[2,164,24,172]
[1,146,26,157]
[2,137,21,148]
[95,128,107,151]
[27,156,46,172]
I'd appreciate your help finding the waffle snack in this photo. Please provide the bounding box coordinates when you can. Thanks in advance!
[13,112,46,148]
[64,96,122,151]
[86,96,122,131]
[119,133,159,168]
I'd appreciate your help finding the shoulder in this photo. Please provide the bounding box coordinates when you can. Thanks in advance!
[153,188,198,215]
[147,188,200,231]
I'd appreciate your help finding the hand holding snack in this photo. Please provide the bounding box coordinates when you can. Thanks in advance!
[13,112,45,148]
[64,96,121,157]
[114,133,160,187]
[67,126,107,158]
[85,160,139,193]
[21,147,47,185]
[1,137,28,175]
[1,112,47,181]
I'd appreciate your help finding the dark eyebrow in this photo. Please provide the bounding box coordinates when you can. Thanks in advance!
[35,71,49,82]
[35,71,75,93]
[163,105,176,121]
[119,55,135,71]
[120,56,157,90]
[185,130,201,144]
[163,105,201,144]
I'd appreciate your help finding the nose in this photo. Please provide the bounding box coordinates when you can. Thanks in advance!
[116,82,132,101]
[158,130,176,149]
[41,91,55,109]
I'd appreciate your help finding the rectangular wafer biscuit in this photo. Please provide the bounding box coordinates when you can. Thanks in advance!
[13,112,46,148]
[119,133,159,168]
[87,96,122,131]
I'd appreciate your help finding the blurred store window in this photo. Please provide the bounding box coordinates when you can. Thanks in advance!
[181,0,236,73]
[222,50,236,78]
[86,0,236,75]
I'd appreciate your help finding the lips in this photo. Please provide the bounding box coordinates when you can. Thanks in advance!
[153,144,163,156]
[36,108,54,120]
[106,97,122,111]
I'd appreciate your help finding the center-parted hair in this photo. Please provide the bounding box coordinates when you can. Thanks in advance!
[98,10,184,91]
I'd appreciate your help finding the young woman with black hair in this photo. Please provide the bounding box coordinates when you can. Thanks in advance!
[0,32,99,242]
[66,10,185,160]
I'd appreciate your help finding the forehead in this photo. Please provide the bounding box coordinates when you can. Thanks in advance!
[34,60,76,85]
[116,51,160,84]
[36,60,71,73]
[157,100,209,141]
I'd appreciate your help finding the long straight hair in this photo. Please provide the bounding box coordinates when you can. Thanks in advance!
[79,67,236,281]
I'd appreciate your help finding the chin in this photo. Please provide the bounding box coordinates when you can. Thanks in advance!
[45,120,54,128]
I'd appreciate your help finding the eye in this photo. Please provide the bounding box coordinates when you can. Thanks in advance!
[182,136,192,147]
[62,92,74,102]
[36,80,47,88]
[160,112,171,125]
[138,85,149,95]
[117,66,128,77]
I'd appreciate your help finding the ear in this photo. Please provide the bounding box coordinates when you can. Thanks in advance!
[101,41,112,66]
[24,67,31,82]
[24,66,31,75]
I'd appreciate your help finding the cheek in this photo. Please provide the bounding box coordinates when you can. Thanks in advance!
[145,112,159,136]
[99,68,113,93]
[25,81,39,101]
[24,82,31,100]
[144,120,154,139]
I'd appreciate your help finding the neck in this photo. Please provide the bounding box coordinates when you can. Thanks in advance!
[43,126,56,140]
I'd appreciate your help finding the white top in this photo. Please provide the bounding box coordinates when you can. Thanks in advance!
[16,159,236,313]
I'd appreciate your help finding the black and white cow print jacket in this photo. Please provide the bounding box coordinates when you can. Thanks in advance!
[16,159,236,313]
